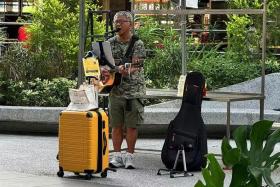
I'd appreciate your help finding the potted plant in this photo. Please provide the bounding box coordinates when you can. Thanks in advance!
[195,120,280,187]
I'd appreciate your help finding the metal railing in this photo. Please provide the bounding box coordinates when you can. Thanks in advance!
[128,0,269,137]
[0,0,34,16]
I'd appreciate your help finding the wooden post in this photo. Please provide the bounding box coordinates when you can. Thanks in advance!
[6,0,13,12]
[260,0,267,120]
[78,0,86,86]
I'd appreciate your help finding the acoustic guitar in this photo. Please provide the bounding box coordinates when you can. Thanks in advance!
[99,58,144,93]
[83,56,143,93]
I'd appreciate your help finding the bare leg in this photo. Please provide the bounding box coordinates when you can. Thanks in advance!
[126,128,138,154]
[112,126,124,152]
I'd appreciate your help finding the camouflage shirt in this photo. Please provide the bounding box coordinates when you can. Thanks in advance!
[107,35,146,99]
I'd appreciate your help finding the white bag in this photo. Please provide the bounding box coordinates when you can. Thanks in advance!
[177,75,186,97]
[66,84,98,111]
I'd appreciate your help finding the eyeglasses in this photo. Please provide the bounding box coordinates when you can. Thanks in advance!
[114,19,130,24]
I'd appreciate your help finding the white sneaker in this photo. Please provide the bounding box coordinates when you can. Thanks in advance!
[124,152,135,169]
[109,152,124,168]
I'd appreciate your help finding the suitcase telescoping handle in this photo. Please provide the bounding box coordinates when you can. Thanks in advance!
[103,131,107,155]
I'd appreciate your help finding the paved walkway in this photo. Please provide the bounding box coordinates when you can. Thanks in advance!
[1,135,280,187]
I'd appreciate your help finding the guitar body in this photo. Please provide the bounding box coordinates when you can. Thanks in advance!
[82,56,143,93]
[82,34,142,94]
[98,63,142,94]
[97,35,140,93]
[98,72,117,93]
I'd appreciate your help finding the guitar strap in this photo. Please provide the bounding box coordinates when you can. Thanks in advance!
[98,35,139,67]
[98,41,115,69]
[121,35,139,65]
[97,35,140,97]
[123,35,140,111]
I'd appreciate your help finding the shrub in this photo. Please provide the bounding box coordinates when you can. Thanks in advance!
[1,0,105,82]
[0,28,5,42]
[228,0,280,47]
[0,43,50,81]
[144,39,280,90]
[0,78,76,107]
[226,15,260,62]
[188,50,258,90]
[144,33,182,89]
[136,16,165,50]
[137,3,280,90]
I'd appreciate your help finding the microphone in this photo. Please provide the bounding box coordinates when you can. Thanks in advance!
[84,51,93,58]
[105,28,121,35]
[84,51,98,59]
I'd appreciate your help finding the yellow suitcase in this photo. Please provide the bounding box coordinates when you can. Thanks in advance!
[57,109,111,179]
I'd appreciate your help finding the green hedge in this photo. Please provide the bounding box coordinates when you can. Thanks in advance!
[136,15,280,90]
[144,44,280,90]
[0,78,76,107]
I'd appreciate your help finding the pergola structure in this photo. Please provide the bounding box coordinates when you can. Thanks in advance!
[78,0,268,138]
[0,0,33,40]
[0,0,34,17]
[134,0,267,137]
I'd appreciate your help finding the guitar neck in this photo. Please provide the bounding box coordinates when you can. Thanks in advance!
[115,58,144,65]
[109,63,143,73]
[108,61,143,73]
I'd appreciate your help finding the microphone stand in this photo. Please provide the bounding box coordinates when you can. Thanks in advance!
[104,28,121,40]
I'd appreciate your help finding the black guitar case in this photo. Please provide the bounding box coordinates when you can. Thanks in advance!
[161,71,208,171]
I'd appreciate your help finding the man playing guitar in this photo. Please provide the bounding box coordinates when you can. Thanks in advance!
[102,11,146,170]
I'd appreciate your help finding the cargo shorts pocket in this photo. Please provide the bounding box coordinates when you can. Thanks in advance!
[136,99,144,124]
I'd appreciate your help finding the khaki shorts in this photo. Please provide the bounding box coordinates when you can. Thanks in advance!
[108,96,144,128]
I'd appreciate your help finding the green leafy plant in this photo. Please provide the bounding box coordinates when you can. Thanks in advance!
[27,0,79,78]
[1,43,49,81]
[0,80,4,104]
[228,0,262,9]
[136,19,183,88]
[228,0,280,48]
[267,0,280,47]
[0,29,6,106]
[222,120,280,186]
[187,47,280,90]
[144,30,182,89]
[136,16,164,50]
[226,15,258,62]
[1,78,76,106]
[1,0,105,82]
[0,28,5,42]
[25,0,105,79]
[138,15,279,90]
[195,120,280,187]
[195,154,225,187]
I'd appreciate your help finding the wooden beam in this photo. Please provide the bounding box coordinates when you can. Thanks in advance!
[103,0,110,10]
[133,9,264,15]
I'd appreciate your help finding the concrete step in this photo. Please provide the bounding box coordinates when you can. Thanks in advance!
[0,105,279,136]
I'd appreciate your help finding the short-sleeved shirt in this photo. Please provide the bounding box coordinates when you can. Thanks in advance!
[107,35,146,99]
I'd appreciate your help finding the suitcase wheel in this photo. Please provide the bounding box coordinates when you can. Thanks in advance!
[57,167,64,178]
[57,171,64,177]
[101,171,107,178]
[85,173,92,180]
